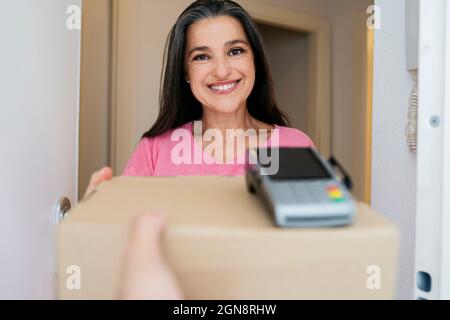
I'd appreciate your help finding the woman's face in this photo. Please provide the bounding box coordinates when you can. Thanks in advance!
[184,16,255,115]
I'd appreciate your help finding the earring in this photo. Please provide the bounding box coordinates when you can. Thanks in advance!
[186,80,190,84]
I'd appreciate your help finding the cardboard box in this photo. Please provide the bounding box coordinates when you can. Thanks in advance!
[58,176,399,299]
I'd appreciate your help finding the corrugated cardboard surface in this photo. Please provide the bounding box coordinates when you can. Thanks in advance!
[58,176,399,299]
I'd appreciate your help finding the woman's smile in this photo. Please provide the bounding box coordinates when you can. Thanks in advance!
[207,79,241,95]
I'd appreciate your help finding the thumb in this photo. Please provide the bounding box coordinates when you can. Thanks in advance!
[98,166,113,181]
[127,212,167,258]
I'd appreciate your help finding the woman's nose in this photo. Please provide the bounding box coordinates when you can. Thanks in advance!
[213,56,232,78]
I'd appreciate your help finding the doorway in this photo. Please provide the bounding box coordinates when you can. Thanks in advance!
[257,23,310,137]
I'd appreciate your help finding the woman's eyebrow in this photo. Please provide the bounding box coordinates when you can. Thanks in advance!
[187,39,249,57]
[187,46,210,57]
[225,39,249,47]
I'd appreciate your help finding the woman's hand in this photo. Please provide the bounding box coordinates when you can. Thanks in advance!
[83,167,113,200]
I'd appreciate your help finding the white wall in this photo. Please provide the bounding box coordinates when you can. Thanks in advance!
[0,0,80,299]
[372,0,416,299]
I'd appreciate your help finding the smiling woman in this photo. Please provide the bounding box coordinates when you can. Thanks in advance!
[185,16,256,116]
[85,0,315,189]
[143,0,290,138]
[120,0,315,177]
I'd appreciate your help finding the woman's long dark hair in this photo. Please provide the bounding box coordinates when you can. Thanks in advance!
[142,0,289,139]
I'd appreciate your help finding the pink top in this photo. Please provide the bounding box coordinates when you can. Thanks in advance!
[122,122,315,176]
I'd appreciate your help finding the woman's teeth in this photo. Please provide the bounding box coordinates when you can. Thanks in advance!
[209,81,238,91]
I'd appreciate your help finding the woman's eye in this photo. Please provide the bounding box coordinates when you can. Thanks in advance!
[229,48,245,56]
[193,54,209,61]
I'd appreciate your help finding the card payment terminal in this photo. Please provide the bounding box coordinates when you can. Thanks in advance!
[245,148,356,228]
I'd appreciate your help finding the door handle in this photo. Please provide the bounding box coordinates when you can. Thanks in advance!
[55,197,71,222]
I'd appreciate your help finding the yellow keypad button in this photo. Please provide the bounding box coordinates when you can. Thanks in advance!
[329,190,343,198]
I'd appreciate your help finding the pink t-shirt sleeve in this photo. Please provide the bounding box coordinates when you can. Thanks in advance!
[122,138,155,176]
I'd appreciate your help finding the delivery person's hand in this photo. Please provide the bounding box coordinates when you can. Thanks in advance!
[83,166,113,200]
[119,212,183,300]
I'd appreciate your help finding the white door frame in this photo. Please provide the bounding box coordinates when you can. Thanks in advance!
[415,0,450,299]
